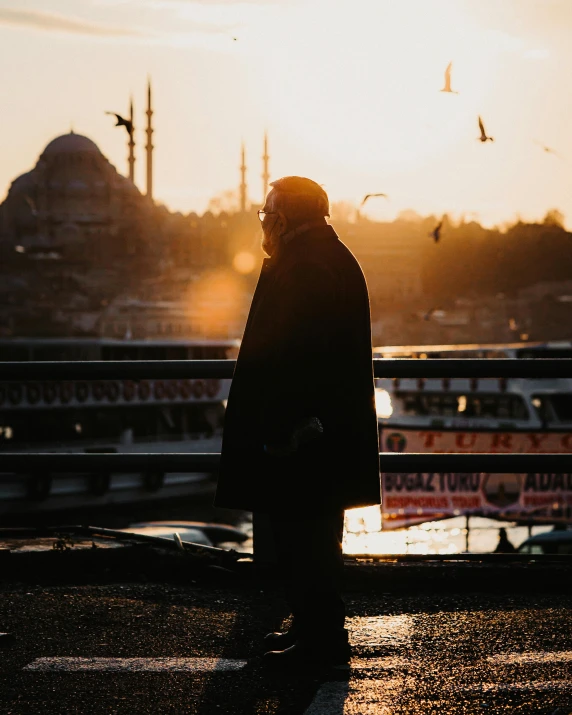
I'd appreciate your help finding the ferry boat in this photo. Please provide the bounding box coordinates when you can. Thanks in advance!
[374,342,572,529]
[0,338,237,516]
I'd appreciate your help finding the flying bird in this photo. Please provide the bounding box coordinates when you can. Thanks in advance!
[534,140,560,158]
[440,62,458,94]
[430,219,443,243]
[423,307,439,321]
[105,112,134,135]
[478,116,494,143]
[360,193,388,208]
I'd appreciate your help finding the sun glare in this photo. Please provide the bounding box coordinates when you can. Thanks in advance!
[190,269,245,337]
[256,0,496,180]
[232,251,257,274]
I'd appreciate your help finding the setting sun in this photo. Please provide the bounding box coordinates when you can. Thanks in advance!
[1,0,571,226]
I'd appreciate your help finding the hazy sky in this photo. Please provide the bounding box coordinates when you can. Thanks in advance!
[1,0,572,225]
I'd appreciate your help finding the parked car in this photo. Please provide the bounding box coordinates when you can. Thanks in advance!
[517,530,572,555]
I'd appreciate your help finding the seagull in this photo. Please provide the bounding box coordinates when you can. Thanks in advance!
[430,219,443,243]
[478,116,494,142]
[534,139,559,157]
[105,112,134,135]
[440,62,458,94]
[360,193,388,208]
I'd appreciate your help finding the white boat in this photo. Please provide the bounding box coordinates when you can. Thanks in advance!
[374,342,572,529]
[0,337,237,515]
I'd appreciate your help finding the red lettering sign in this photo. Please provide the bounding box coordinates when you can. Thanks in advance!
[492,433,513,450]
[455,433,478,449]
[422,432,442,449]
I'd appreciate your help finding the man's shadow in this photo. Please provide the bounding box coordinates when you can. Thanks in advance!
[194,595,350,715]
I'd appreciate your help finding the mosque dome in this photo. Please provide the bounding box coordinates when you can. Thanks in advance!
[9,171,34,195]
[66,179,90,196]
[41,132,102,159]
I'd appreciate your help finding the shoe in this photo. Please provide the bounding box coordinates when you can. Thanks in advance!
[263,629,351,671]
[263,629,298,652]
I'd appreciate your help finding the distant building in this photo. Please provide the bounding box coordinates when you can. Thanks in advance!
[0,127,256,338]
[0,132,156,262]
[0,121,281,338]
[98,294,248,340]
[339,220,423,302]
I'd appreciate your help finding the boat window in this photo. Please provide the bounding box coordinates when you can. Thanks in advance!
[0,410,119,446]
[101,346,142,361]
[0,425,13,442]
[204,346,230,359]
[532,393,572,423]
[164,346,188,360]
[0,346,29,361]
[399,392,528,419]
[547,394,572,422]
[0,399,227,448]
[518,348,572,359]
[31,346,92,361]
[99,344,232,361]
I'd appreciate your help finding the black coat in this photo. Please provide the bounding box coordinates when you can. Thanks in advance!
[214,224,380,512]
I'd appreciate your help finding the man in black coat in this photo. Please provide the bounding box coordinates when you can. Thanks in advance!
[215,176,380,669]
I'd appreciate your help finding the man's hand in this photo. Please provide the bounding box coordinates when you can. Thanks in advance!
[264,417,324,457]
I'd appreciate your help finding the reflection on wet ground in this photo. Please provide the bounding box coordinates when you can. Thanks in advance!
[4,587,570,714]
[347,615,412,650]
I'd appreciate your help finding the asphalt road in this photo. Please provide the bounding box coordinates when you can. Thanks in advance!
[0,583,570,714]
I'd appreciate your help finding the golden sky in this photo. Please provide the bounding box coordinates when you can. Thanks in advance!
[1,0,571,226]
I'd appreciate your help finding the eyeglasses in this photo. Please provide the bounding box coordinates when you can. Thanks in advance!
[257,210,277,222]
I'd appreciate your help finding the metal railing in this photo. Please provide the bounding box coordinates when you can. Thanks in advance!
[1,358,572,474]
[2,357,571,563]
[1,357,572,380]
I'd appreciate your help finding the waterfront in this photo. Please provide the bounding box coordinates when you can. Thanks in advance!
[343,509,552,555]
[229,508,552,556]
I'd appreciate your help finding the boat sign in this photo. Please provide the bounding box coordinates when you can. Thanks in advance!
[380,428,572,529]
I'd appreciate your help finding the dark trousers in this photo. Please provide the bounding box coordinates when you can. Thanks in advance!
[267,509,346,636]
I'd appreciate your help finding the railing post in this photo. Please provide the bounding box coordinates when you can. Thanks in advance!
[465,514,470,553]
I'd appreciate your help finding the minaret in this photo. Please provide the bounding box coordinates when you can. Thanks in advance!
[128,96,135,183]
[146,78,154,201]
[262,132,270,202]
[239,142,247,213]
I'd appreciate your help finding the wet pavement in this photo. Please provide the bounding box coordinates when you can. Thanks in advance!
[0,580,571,714]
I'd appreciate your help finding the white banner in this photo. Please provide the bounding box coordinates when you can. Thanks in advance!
[380,428,572,529]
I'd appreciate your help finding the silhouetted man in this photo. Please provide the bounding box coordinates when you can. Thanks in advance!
[215,176,380,669]
[493,527,517,553]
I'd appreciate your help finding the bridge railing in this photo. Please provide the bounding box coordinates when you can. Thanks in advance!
[1,358,572,475]
[1,358,571,559]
